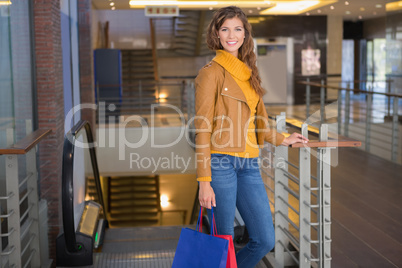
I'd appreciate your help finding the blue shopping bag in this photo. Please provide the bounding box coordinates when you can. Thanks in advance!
[172,207,229,268]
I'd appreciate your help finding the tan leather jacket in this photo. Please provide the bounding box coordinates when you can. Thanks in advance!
[194,61,285,178]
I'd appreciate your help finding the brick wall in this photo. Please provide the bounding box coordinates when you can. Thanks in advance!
[33,0,64,263]
[78,0,95,128]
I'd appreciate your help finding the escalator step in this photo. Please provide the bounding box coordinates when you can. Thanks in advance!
[94,250,175,267]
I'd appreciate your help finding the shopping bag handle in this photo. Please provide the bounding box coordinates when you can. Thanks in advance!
[196,207,217,236]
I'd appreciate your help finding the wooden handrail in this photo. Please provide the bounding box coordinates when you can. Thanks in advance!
[274,117,362,148]
[0,129,51,155]
[297,81,402,98]
[97,82,184,87]
[290,140,362,148]
[326,79,393,83]
[295,74,341,78]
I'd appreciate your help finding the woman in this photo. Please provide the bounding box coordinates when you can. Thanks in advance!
[194,6,308,267]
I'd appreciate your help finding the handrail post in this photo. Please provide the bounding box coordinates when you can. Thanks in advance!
[317,124,332,268]
[274,112,289,268]
[365,94,372,152]
[320,79,325,123]
[391,97,399,162]
[25,120,41,266]
[0,209,2,267]
[186,82,191,121]
[306,78,310,119]
[5,155,22,267]
[26,147,41,266]
[139,80,142,115]
[387,79,392,116]
[299,124,311,268]
[337,84,342,135]
[344,84,351,136]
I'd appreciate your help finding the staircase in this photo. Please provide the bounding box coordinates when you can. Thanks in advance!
[173,10,213,56]
[119,49,159,114]
[87,175,161,227]
[121,49,156,82]
[108,176,161,227]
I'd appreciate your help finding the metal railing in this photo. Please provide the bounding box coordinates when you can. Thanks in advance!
[95,81,187,120]
[261,112,361,268]
[0,125,51,268]
[300,77,394,119]
[299,80,401,163]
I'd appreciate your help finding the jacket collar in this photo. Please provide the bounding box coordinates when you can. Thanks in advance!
[222,69,248,103]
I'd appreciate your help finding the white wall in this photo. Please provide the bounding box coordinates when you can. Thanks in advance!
[95,126,196,176]
[92,10,151,49]
[158,56,211,78]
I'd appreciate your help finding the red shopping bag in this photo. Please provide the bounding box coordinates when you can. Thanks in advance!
[213,214,238,268]
[216,234,237,268]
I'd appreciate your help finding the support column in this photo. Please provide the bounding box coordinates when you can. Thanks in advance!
[78,0,95,129]
[327,16,343,100]
[33,0,64,262]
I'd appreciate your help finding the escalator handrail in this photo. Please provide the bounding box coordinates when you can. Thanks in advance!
[61,119,106,253]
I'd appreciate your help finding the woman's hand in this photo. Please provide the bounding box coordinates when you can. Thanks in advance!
[199,181,216,209]
[281,132,309,146]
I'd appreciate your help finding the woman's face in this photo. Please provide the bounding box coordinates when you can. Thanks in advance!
[218,17,245,58]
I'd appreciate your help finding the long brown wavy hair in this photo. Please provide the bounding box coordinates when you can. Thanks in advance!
[206,6,265,97]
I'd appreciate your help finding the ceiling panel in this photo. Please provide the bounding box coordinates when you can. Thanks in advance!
[92,0,396,21]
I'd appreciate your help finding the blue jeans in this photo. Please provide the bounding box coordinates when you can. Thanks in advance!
[209,154,275,268]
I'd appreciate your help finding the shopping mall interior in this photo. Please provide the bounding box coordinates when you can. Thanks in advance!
[0,0,402,267]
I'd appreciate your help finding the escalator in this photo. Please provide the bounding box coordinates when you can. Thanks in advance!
[56,120,194,267]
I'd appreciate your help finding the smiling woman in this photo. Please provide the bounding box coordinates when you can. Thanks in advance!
[194,6,308,268]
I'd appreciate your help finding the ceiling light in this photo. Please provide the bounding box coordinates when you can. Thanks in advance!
[358,15,362,19]
[257,7,261,10]
[110,2,114,6]
[345,10,351,14]
[317,9,322,13]
[248,10,253,13]
[345,1,349,5]
[330,5,334,9]
[209,6,213,10]
[111,6,115,10]
[360,7,365,11]
[130,1,275,9]
[306,12,310,16]
[386,1,402,12]
[260,1,336,15]
[0,0,11,5]
[375,4,382,8]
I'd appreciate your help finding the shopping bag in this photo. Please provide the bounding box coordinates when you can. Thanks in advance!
[215,234,237,268]
[172,207,229,268]
[213,214,238,268]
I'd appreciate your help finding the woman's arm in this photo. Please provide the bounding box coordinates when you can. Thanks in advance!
[195,67,218,209]
[194,67,218,179]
